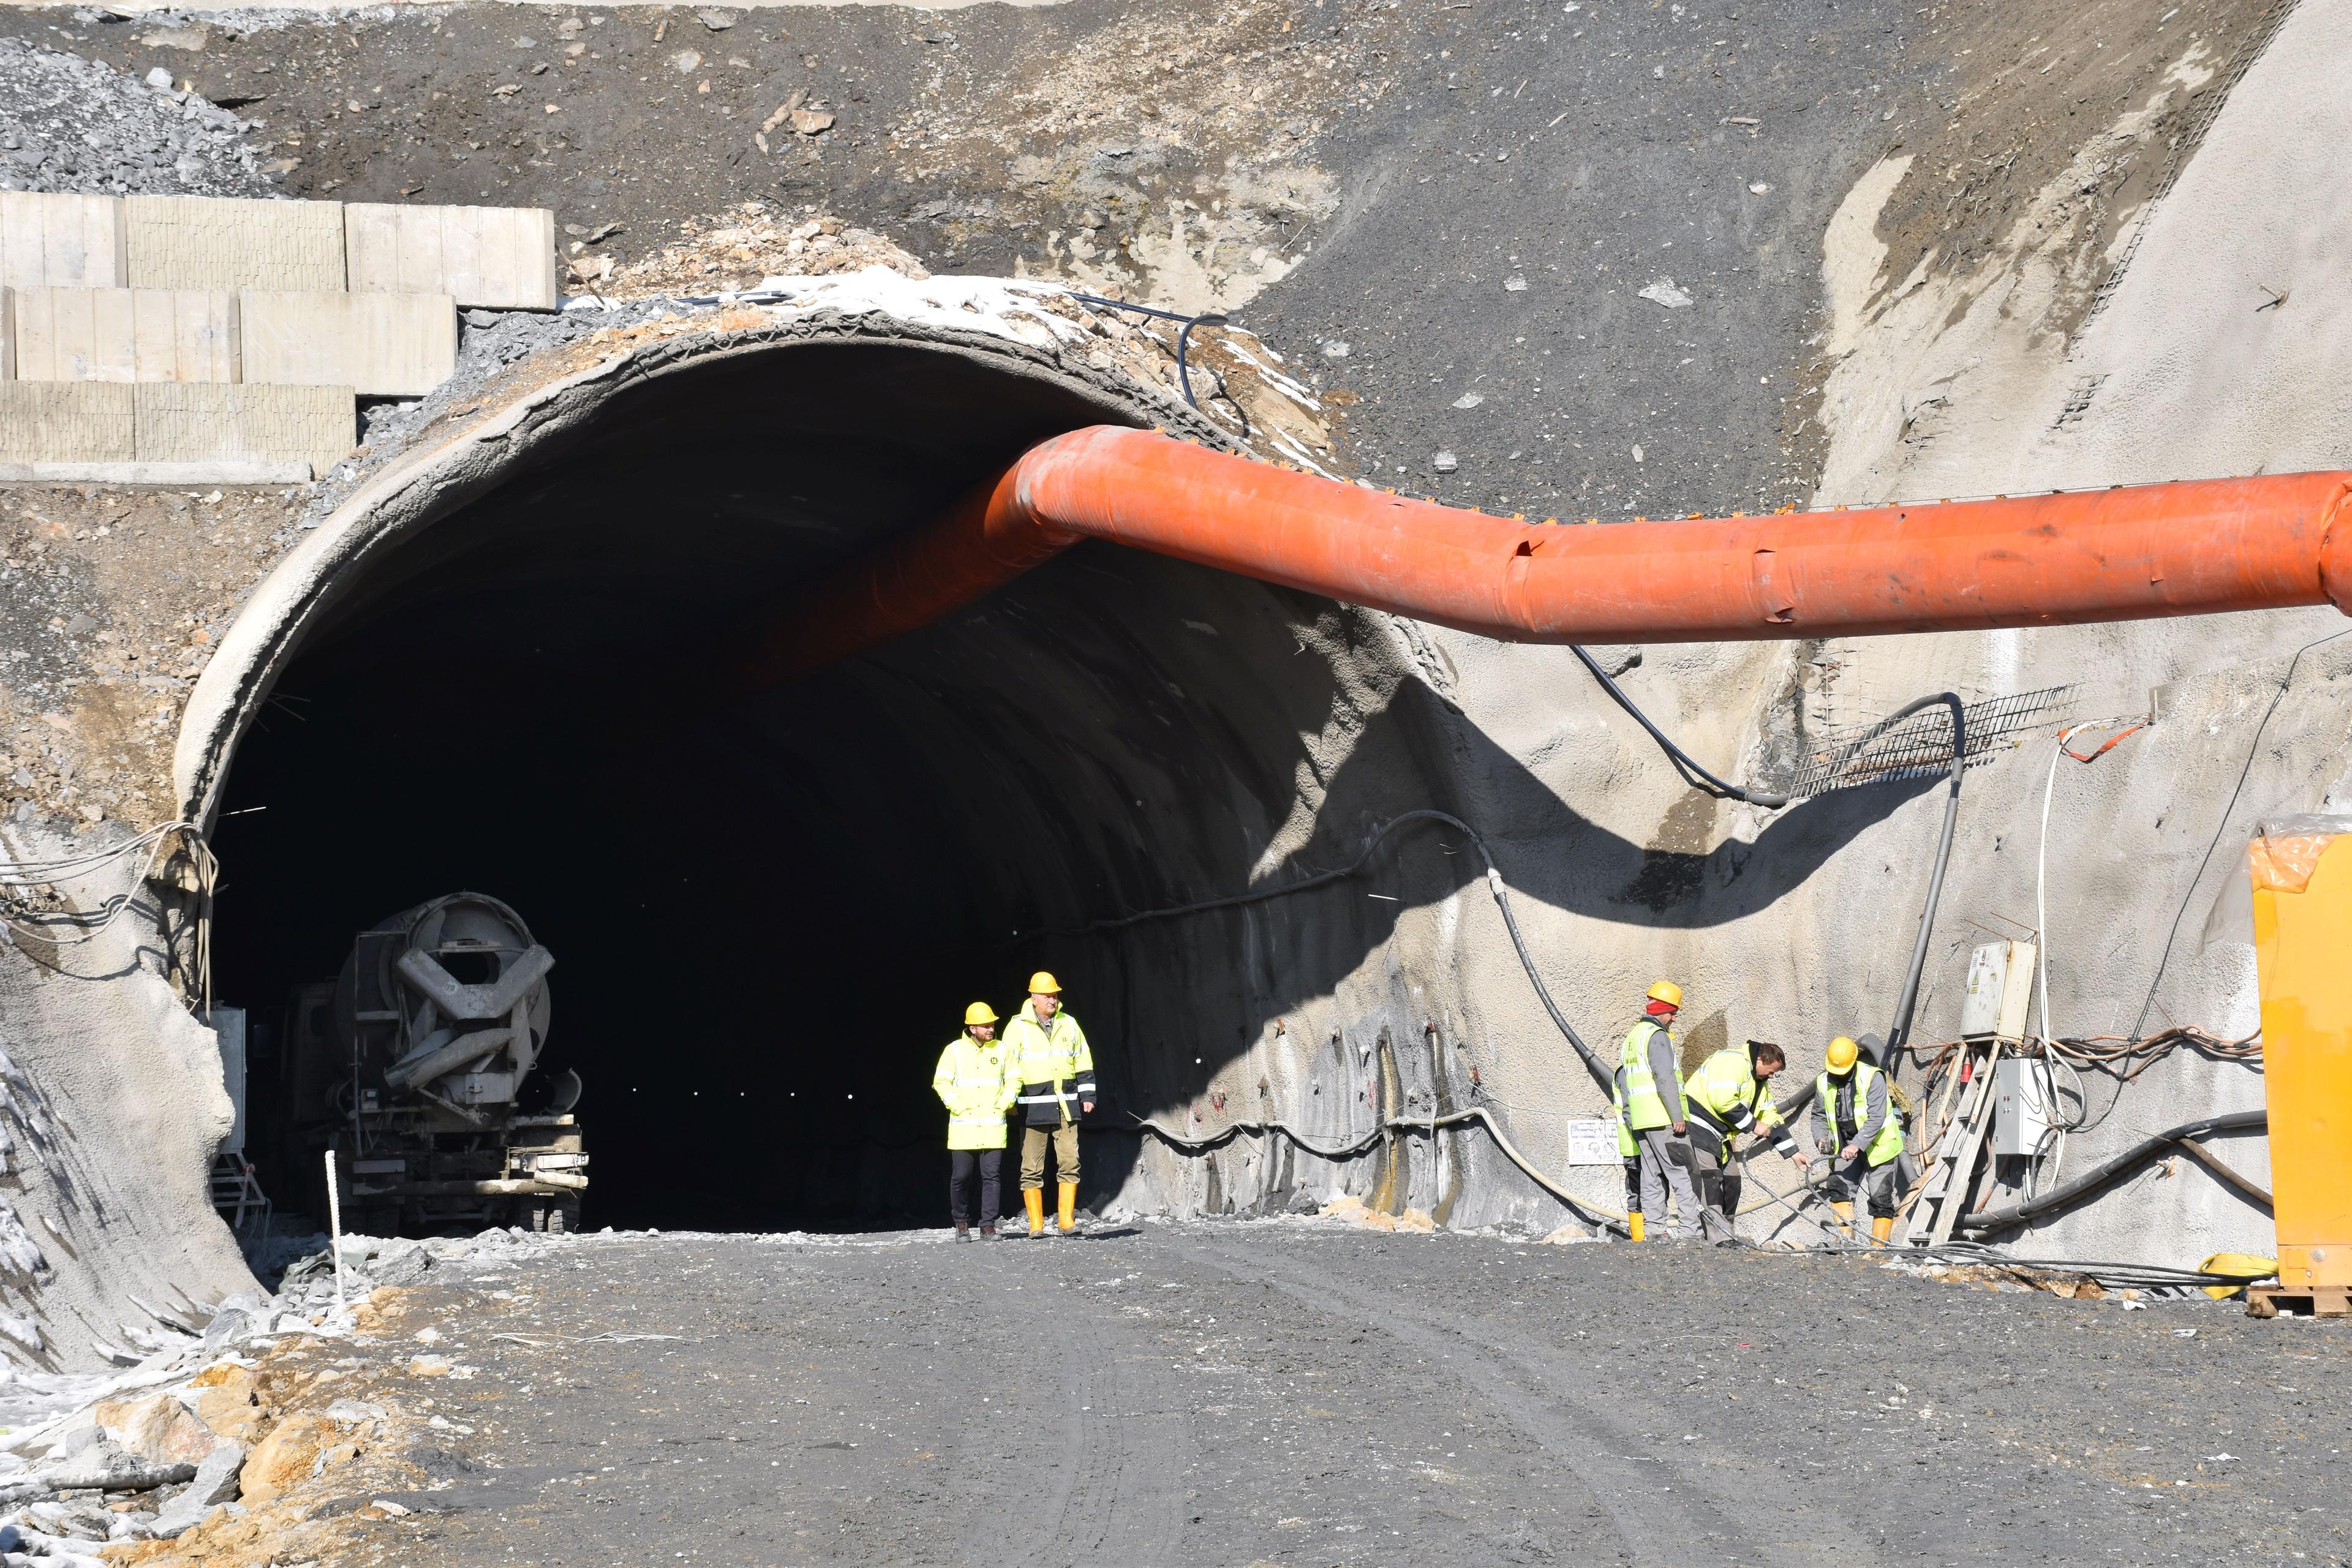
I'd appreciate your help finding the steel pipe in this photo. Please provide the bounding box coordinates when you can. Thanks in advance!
[741,425,2352,687]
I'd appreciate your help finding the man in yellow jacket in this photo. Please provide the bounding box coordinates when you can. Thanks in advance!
[933,1002,1017,1241]
[1681,1040,1810,1243]
[1811,1035,1905,1242]
[1002,971,1095,1238]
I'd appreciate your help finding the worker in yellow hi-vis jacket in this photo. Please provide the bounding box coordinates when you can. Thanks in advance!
[1001,971,1095,1238]
[933,1002,1017,1241]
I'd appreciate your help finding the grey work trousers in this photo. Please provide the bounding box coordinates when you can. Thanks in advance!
[1824,1152,1899,1217]
[1633,1126,1701,1240]
[1686,1133,1741,1242]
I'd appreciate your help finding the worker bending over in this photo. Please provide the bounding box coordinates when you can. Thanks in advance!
[1615,979,1703,1241]
[1812,1035,1905,1243]
[1683,1040,1810,1243]
[1005,971,1096,1238]
[933,1002,1017,1241]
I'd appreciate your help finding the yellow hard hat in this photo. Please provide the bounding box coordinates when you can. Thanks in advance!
[1646,979,1683,1008]
[1826,1035,1860,1073]
[1028,971,1061,995]
[964,1001,998,1027]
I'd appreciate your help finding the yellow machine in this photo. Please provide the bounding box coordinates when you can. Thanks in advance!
[2248,826,2352,1314]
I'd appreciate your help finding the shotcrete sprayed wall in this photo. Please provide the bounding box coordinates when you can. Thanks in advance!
[1,4,2345,1366]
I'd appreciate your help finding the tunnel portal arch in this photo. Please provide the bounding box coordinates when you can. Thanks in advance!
[175,316,1477,1232]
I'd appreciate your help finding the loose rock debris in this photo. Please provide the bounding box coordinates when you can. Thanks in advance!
[0,1229,573,1566]
[0,37,276,198]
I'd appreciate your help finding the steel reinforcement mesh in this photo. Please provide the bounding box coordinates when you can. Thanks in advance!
[1781,685,2076,799]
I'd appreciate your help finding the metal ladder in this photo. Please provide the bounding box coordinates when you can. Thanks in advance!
[1901,1038,2005,1245]
[209,1150,273,1240]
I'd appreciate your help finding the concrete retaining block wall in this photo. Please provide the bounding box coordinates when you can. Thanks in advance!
[345,202,559,311]
[124,195,345,293]
[0,381,137,462]
[238,290,455,398]
[0,193,129,291]
[10,288,241,384]
[133,382,351,477]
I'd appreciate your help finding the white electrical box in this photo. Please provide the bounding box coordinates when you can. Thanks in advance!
[1992,1057,2054,1157]
[1565,1118,1622,1167]
[1961,940,2038,1042]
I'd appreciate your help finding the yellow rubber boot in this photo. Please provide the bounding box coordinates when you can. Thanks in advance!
[1023,1188,1046,1238]
[1057,1182,1079,1235]
[1871,1213,1894,1245]
[1627,1212,1646,1243]
[1828,1200,1855,1240]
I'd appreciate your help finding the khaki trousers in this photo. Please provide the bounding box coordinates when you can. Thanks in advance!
[1019,1121,1079,1191]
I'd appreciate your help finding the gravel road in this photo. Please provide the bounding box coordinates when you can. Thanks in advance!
[348,1222,2350,1567]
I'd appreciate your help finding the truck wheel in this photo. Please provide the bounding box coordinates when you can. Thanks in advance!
[548,1199,579,1235]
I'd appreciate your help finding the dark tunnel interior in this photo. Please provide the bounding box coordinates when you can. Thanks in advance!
[206,338,1464,1234]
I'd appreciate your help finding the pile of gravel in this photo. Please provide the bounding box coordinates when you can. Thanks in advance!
[0,36,277,197]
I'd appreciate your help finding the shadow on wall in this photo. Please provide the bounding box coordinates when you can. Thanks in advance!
[195,331,1942,1234]
[208,523,1941,1232]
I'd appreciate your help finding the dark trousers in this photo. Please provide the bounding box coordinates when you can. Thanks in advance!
[949,1149,1003,1228]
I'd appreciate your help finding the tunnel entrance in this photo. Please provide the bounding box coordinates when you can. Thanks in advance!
[202,331,1463,1234]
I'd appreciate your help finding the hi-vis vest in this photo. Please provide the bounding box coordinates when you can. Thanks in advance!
[1684,1046,1798,1158]
[1817,1062,1904,1168]
[1004,1003,1096,1127]
[1616,1019,1678,1133]
[933,1033,1016,1151]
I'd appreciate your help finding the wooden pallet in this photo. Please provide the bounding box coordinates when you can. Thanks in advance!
[2246,1284,2352,1319]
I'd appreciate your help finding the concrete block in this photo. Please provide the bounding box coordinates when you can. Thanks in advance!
[1,287,11,382]
[0,194,128,290]
[124,197,345,292]
[0,382,137,463]
[239,290,454,398]
[0,460,311,484]
[134,383,352,478]
[345,203,558,311]
[11,289,239,384]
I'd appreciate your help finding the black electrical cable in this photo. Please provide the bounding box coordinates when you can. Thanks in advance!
[1954,1109,2266,1235]
[1863,693,1966,1060]
[1563,655,1961,1069]
[1065,292,1231,414]
[1568,646,1789,807]
[2129,626,2352,1040]
[1034,809,1613,1093]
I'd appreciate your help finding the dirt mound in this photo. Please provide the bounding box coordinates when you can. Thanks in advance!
[572,203,930,296]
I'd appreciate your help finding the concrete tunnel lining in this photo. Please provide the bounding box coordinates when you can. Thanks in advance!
[183,315,1518,1231]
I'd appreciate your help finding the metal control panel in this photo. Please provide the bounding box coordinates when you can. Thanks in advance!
[1991,1056,2055,1157]
[1962,940,2038,1042]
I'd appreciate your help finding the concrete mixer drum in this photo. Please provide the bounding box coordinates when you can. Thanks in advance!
[320,892,587,1235]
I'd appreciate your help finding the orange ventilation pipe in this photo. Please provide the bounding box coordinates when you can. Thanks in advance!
[740,425,2352,688]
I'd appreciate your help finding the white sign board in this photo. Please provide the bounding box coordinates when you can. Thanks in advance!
[1565,1117,1621,1166]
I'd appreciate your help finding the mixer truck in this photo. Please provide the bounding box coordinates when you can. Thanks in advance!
[279,892,587,1235]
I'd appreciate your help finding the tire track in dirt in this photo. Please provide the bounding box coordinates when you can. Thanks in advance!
[963,1240,1189,1568]
[1167,1232,1885,1568]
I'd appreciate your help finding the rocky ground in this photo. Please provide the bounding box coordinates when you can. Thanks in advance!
[0,33,277,196]
[89,1218,2345,1568]
[0,1229,570,1566]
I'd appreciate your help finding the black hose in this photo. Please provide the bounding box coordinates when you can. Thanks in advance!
[1860,693,1966,1060]
[1955,1109,2266,1235]
[1568,646,1789,807]
[1066,292,1229,413]
[1060,810,1613,1093]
